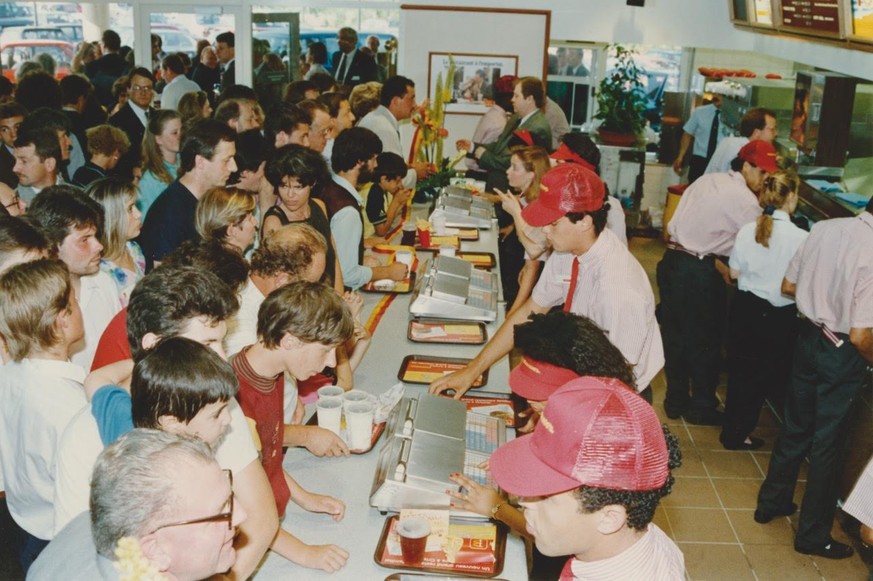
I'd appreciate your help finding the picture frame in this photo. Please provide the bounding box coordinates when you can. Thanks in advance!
[428,52,519,115]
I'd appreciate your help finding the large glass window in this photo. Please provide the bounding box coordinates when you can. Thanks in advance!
[547,45,600,131]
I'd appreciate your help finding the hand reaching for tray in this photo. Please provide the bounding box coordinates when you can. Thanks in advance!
[428,367,478,399]
[303,426,350,457]
[446,472,503,518]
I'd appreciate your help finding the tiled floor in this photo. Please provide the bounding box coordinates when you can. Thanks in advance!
[632,236,871,581]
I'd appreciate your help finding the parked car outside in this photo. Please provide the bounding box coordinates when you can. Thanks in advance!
[0,39,74,81]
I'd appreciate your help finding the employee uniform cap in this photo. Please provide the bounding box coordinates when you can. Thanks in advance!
[509,356,581,401]
[549,143,597,173]
[738,139,779,173]
[521,163,605,227]
[490,376,669,497]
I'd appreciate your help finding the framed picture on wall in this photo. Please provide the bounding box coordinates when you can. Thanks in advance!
[428,52,519,114]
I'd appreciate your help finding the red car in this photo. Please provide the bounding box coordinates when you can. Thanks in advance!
[0,39,74,82]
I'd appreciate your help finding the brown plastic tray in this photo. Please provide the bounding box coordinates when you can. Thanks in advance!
[414,235,460,251]
[374,515,506,578]
[398,355,488,388]
[456,228,480,241]
[304,413,386,454]
[407,319,487,345]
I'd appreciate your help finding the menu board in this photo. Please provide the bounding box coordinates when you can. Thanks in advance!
[851,0,873,40]
[778,0,844,37]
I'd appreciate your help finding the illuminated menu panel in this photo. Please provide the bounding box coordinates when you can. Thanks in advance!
[755,0,774,24]
[779,0,843,36]
[852,0,873,40]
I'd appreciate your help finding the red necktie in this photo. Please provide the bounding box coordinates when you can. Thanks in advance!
[559,557,575,580]
[563,257,579,312]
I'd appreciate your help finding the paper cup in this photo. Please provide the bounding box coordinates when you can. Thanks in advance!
[317,385,344,400]
[316,396,343,435]
[396,517,431,564]
[395,250,413,267]
[439,245,456,257]
[342,389,371,412]
[401,222,416,246]
[346,400,375,450]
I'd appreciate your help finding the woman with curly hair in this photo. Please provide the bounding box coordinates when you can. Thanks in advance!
[73,125,130,187]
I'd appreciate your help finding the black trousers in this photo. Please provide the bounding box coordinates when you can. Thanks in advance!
[721,291,797,445]
[657,248,726,415]
[757,321,869,549]
[688,154,709,184]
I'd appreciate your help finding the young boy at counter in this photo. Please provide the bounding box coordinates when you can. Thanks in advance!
[489,377,686,580]
[231,280,355,573]
[364,151,412,240]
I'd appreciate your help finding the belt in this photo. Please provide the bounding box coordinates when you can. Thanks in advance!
[800,316,845,348]
[666,241,722,262]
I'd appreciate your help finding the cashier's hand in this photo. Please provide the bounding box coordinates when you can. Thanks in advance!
[428,367,478,399]
[342,290,364,320]
[299,544,349,573]
[296,490,346,522]
[516,406,540,434]
[303,426,350,457]
[446,472,503,518]
[456,139,472,153]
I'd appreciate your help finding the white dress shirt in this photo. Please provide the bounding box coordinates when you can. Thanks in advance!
[70,271,123,371]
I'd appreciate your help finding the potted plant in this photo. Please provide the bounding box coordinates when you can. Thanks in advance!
[594,44,647,146]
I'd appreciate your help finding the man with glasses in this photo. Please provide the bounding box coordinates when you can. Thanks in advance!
[30,428,246,581]
[109,67,157,180]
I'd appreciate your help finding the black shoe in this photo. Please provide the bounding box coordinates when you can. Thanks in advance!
[663,402,688,420]
[683,409,723,426]
[795,540,854,559]
[721,436,765,451]
[754,502,798,524]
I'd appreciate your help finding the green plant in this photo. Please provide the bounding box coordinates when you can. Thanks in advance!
[594,44,647,136]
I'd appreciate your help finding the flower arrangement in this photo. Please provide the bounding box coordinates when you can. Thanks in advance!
[409,56,459,199]
[114,537,166,581]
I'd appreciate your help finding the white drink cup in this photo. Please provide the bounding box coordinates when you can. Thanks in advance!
[346,400,375,450]
[316,396,343,435]
[317,385,344,400]
[342,389,371,413]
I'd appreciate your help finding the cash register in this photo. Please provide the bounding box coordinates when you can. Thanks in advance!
[432,185,494,229]
[369,394,506,516]
[409,255,499,322]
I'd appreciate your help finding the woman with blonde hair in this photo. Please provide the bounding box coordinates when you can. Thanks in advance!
[73,125,130,187]
[494,145,552,314]
[721,168,808,451]
[195,186,258,254]
[138,109,182,220]
[178,90,212,126]
[86,177,144,305]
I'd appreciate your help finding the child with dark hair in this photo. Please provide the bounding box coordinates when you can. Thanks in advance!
[363,151,411,239]
[232,281,353,572]
[0,259,86,571]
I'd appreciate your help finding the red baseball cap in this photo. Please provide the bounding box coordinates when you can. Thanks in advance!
[738,139,779,173]
[521,163,605,227]
[509,356,580,401]
[489,376,669,497]
[512,129,534,147]
[549,143,597,173]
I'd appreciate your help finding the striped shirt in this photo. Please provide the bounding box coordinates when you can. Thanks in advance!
[532,228,664,390]
[566,523,685,580]
[786,211,873,334]
[667,170,761,257]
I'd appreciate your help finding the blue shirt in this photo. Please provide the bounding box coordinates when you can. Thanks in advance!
[683,103,724,158]
[329,175,372,289]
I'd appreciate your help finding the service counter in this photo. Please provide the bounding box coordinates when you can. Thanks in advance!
[254,205,527,580]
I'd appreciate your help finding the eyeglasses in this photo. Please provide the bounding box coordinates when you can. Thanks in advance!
[3,193,20,209]
[131,85,153,93]
[151,469,234,532]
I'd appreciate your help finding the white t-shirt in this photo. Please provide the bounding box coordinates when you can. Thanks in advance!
[71,271,123,371]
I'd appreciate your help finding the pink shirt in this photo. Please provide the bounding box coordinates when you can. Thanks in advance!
[667,171,761,257]
[532,228,664,389]
[564,523,685,580]
[785,211,873,334]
